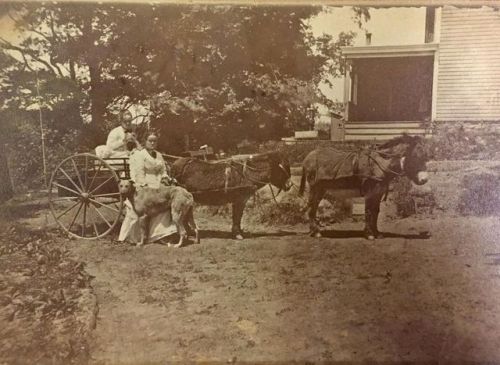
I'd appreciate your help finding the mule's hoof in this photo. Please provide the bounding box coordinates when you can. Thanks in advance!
[366,235,375,241]
[235,234,244,240]
[136,242,144,247]
[310,231,322,238]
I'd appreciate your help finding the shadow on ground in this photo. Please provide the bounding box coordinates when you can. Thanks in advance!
[200,229,298,240]
[320,229,431,240]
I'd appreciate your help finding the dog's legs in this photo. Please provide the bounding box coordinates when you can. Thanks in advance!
[171,210,187,248]
[138,215,149,247]
[187,206,200,244]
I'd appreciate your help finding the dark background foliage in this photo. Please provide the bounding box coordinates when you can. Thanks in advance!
[0,3,362,191]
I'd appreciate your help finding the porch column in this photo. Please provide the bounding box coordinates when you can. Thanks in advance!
[343,60,352,121]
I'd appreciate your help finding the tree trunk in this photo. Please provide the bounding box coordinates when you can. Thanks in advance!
[0,142,14,203]
[86,62,107,146]
[69,59,76,81]
[82,13,107,146]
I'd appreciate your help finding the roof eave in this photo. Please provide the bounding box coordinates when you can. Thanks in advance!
[341,43,439,59]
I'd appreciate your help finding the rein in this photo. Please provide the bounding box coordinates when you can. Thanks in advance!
[172,153,290,207]
[231,158,289,207]
[367,151,406,178]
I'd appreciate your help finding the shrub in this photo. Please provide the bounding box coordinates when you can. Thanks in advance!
[391,177,437,218]
[259,140,369,165]
[254,200,307,225]
[7,124,82,191]
[391,177,416,218]
[250,192,352,226]
[458,172,500,216]
[428,123,500,161]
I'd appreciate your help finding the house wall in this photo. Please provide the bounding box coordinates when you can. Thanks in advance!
[436,6,500,122]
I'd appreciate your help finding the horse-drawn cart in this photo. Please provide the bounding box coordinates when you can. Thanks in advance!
[48,148,292,241]
[48,153,130,239]
[47,151,198,240]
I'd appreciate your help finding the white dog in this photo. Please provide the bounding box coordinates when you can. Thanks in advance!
[118,180,200,247]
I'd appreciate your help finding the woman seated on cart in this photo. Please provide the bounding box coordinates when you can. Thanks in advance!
[118,131,177,245]
[96,110,140,159]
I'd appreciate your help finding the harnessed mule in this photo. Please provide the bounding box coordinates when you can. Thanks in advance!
[171,151,291,239]
[299,135,429,239]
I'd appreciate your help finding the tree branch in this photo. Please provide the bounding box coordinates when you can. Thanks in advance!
[22,22,65,77]
[20,52,36,73]
[49,11,60,44]
[29,27,53,44]
[49,54,64,76]
[0,38,57,75]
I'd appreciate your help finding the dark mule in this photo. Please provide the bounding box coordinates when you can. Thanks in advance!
[171,151,291,239]
[299,135,429,239]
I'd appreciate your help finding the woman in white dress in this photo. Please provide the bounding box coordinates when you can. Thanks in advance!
[118,132,177,245]
[96,111,139,158]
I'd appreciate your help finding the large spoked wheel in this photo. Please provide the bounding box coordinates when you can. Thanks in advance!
[48,153,124,239]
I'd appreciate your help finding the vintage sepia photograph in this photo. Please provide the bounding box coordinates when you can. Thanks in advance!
[0,0,499,363]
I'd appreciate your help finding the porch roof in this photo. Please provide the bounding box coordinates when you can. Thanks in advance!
[341,43,439,59]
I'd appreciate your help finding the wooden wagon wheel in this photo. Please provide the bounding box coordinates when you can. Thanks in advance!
[48,153,125,239]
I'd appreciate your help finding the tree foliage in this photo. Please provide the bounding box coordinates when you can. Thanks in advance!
[0,3,367,188]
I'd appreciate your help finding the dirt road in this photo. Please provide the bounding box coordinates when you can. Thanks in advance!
[63,213,500,364]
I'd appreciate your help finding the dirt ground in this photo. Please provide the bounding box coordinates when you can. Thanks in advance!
[57,212,500,364]
[3,160,500,364]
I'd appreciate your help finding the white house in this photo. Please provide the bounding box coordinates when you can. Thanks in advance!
[340,6,500,140]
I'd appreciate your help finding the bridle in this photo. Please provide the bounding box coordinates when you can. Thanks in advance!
[366,151,406,178]
[232,156,291,199]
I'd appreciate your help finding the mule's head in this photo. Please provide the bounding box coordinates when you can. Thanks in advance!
[268,151,292,192]
[401,136,429,185]
[118,179,135,197]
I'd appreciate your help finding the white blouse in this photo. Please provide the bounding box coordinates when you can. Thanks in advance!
[129,149,168,189]
[106,126,127,153]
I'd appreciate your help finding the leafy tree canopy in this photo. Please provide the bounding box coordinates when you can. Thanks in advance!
[1,3,367,154]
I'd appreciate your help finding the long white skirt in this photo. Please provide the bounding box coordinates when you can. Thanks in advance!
[118,200,177,243]
[95,145,129,159]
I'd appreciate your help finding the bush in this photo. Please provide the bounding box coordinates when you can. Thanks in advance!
[254,200,307,225]
[428,123,500,160]
[259,140,368,165]
[391,177,437,218]
[391,177,416,218]
[458,172,500,216]
[6,122,82,191]
[249,192,352,226]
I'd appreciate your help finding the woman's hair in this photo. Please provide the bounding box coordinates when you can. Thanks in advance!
[119,110,133,123]
[142,129,160,144]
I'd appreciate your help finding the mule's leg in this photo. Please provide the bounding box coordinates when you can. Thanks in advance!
[232,196,249,240]
[308,185,325,238]
[364,182,386,240]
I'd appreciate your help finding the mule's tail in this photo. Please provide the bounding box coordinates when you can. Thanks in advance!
[298,167,307,196]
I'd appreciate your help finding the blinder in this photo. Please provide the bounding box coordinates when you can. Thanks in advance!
[278,162,292,191]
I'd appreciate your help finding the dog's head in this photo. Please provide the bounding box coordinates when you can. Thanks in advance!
[118,179,135,197]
